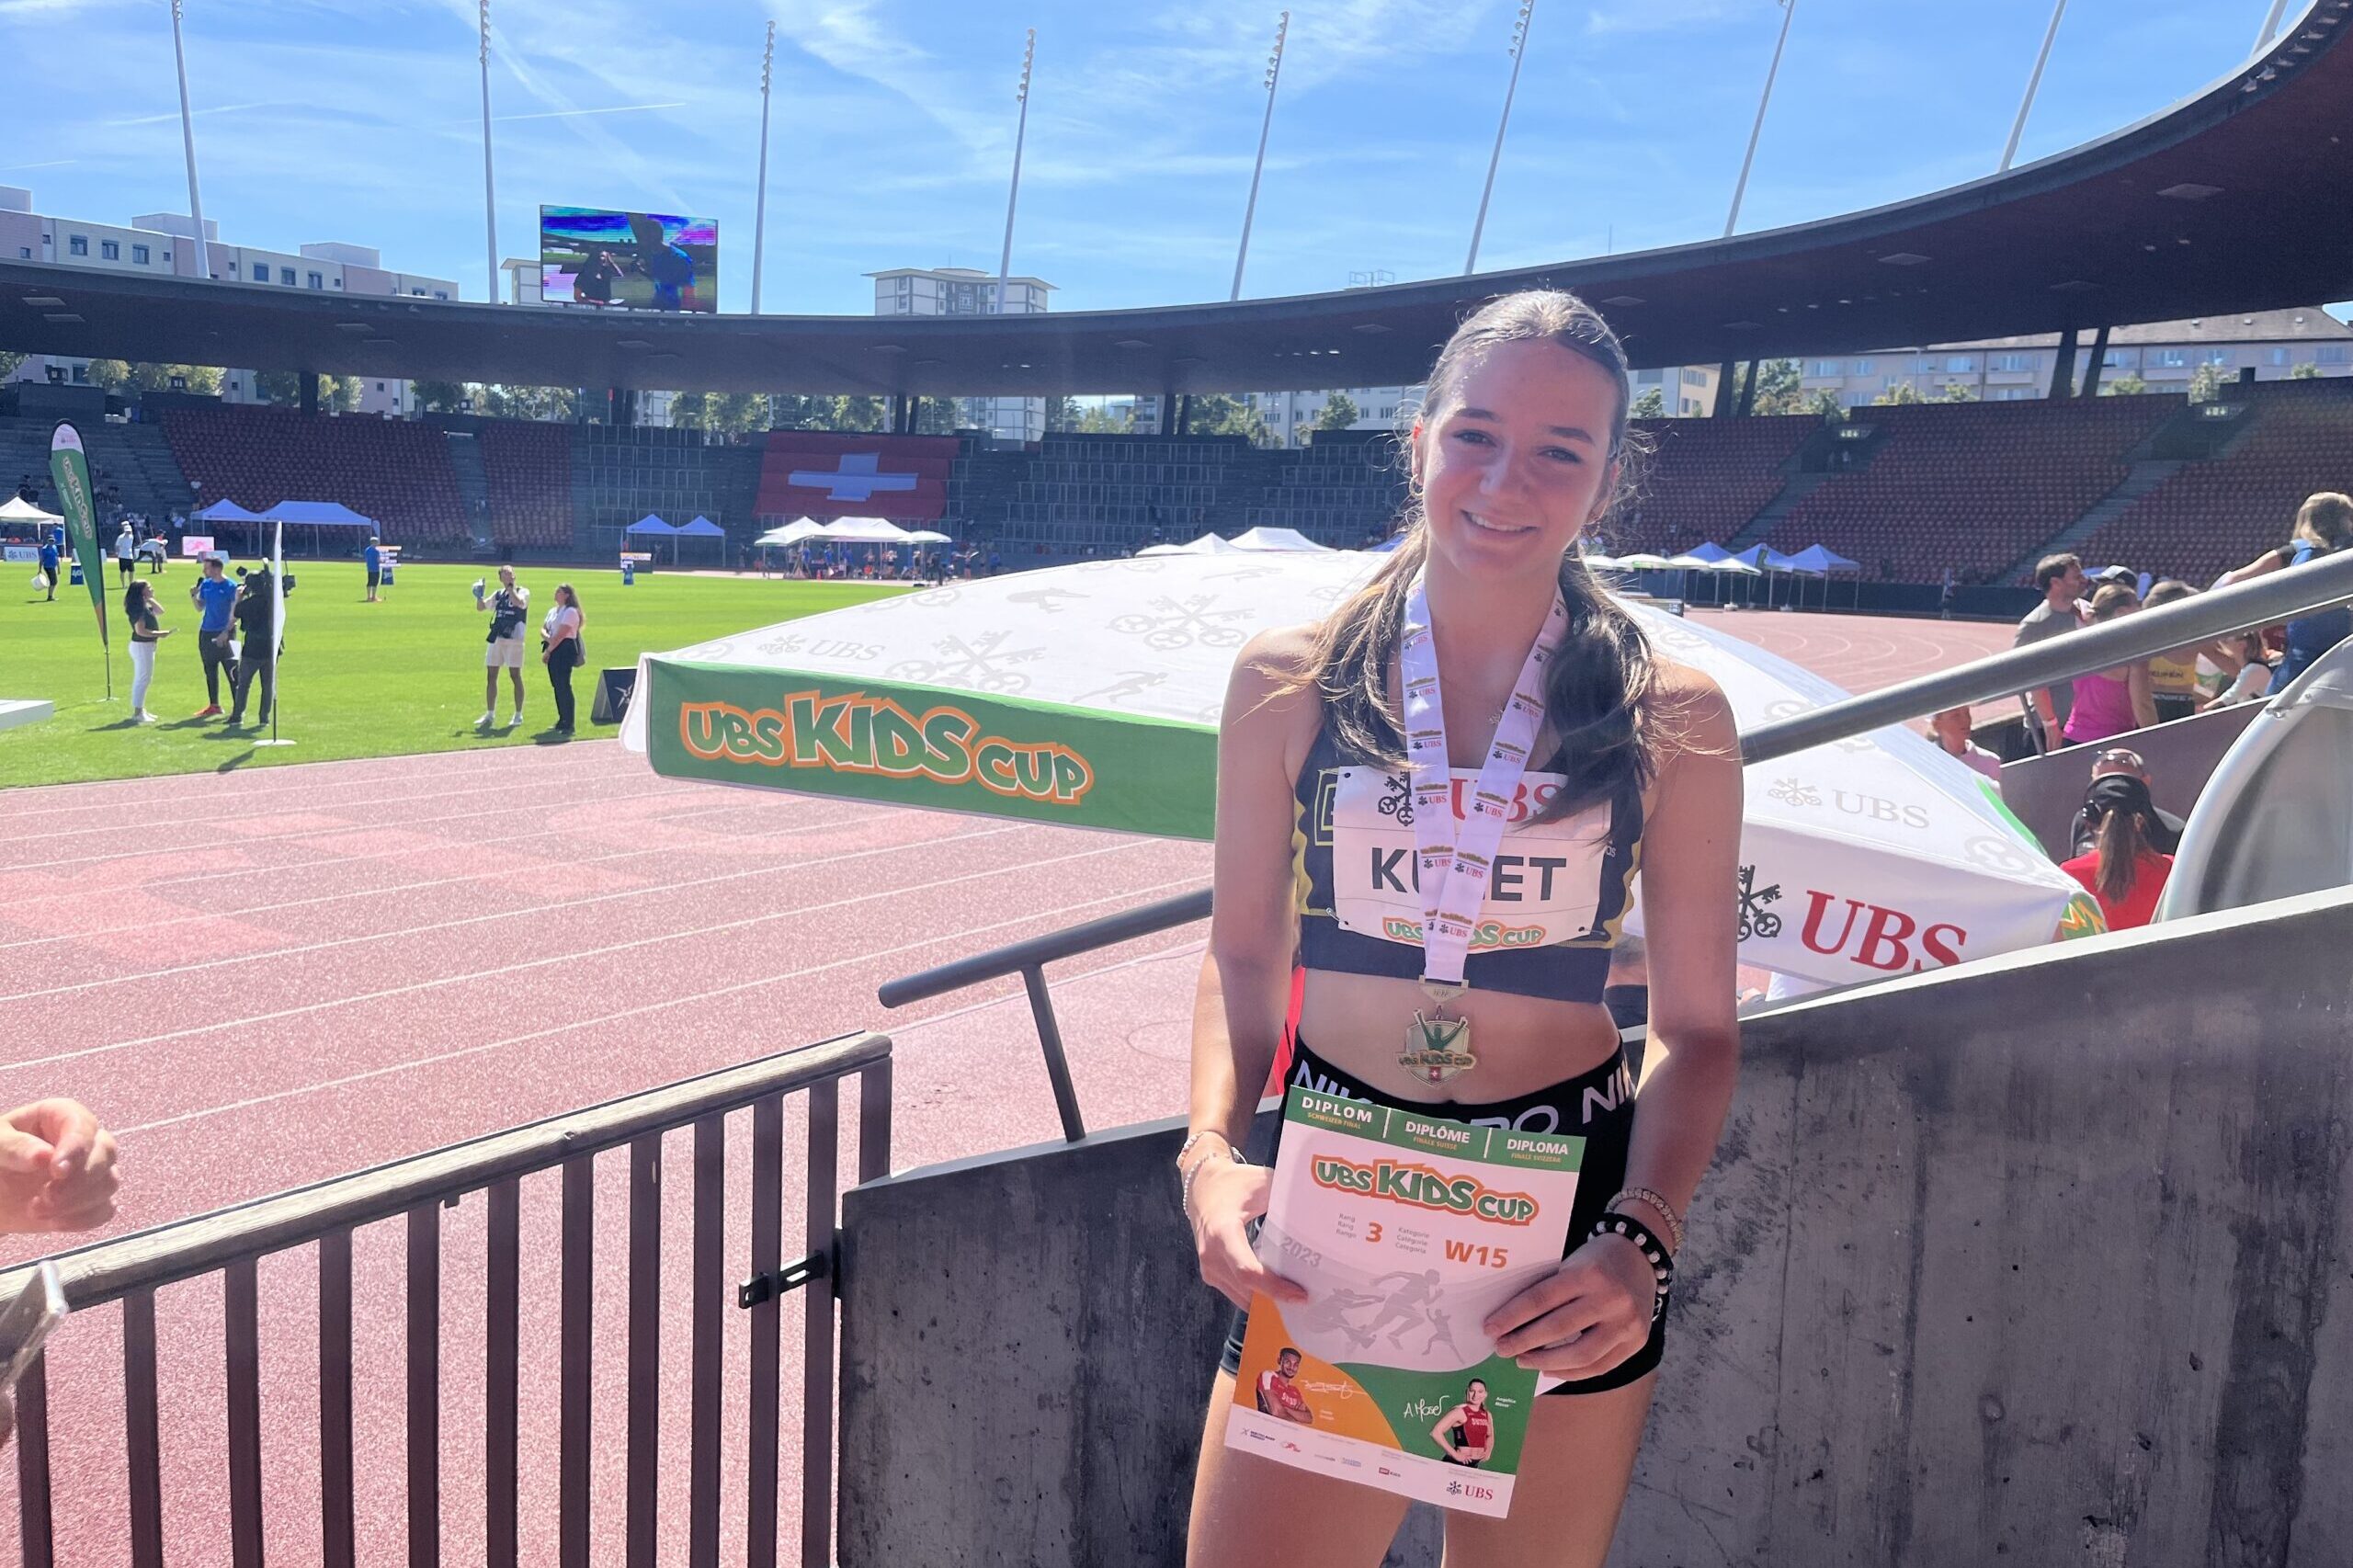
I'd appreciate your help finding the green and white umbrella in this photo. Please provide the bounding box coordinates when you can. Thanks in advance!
[622,553,2097,983]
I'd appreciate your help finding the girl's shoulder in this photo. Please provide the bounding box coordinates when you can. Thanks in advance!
[1645,655,1736,769]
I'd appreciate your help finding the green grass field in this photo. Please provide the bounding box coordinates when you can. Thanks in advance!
[0,562,903,789]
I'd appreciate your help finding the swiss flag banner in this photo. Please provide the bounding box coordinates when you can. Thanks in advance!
[756,432,959,522]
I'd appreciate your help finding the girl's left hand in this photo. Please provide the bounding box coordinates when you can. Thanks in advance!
[1482,1231,1658,1380]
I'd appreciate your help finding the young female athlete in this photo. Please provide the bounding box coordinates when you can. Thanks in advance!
[1179,290,1742,1567]
[1432,1379,1495,1468]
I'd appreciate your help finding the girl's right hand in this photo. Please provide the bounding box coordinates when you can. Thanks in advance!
[1188,1156,1307,1311]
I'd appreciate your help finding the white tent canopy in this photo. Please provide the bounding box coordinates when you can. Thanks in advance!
[823,517,914,543]
[0,495,62,526]
[903,528,953,544]
[1228,526,1333,552]
[756,518,828,546]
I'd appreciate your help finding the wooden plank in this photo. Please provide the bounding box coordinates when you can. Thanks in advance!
[224,1257,265,1567]
[486,1178,521,1568]
[319,1228,356,1568]
[688,1114,724,1568]
[626,1134,662,1568]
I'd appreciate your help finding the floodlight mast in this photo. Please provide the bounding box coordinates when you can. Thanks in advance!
[480,0,498,303]
[996,28,1037,317]
[168,0,210,281]
[1724,0,1796,238]
[2253,0,2292,51]
[752,20,776,315]
[1231,11,1290,301]
[2000,0,2070,173]
[1465,0,1536,276]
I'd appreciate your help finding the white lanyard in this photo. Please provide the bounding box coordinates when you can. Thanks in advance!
[1398,571,1569,988]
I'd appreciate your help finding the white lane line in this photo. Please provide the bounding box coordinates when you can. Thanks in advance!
[0,821,1025,1004]
[0,783,701,879]
[110,877,1208,1135]
[0,798,909,953]
[0,744,619,827]
[0,838,1176,1073]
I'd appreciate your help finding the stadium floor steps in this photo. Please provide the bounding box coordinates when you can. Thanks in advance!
[445,431,494,553]
[1995,457,2188,581]
[1728,470,1835,550]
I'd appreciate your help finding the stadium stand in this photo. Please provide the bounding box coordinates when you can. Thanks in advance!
[1760,396,2180,581]
[755,431,959,527]
[1614,414,1814,555]
[1245,431,1407,547]
[2080,379,2353,584]
[477,419,573,550]
[160,405,469,543]
[0,415,192,527]
[576,426,762,552]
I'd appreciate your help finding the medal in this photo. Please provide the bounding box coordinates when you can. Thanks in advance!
[1392,573,1569,1087]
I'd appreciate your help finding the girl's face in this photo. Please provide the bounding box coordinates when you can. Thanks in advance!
[1412,339,1620,585]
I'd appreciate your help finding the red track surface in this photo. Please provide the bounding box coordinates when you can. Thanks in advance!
[0,610,2009,1564]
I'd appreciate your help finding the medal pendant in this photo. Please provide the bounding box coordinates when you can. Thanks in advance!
[1398,1008,1476,1085]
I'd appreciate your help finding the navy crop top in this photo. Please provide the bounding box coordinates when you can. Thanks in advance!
[1290,722,1643,1005]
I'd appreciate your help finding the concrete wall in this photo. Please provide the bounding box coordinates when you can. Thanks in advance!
[2002,700,2259,858]
[838,886,2353,1567]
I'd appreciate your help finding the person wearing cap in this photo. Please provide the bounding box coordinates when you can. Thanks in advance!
[363,536,383,603]
[2061,772,2173,931]
[2068,749,2184,858]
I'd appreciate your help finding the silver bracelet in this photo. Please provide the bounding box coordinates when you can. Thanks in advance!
[1176,1129,1234,1167]
[1606,1187,1685,1255]
[1179,1142,1245,1222]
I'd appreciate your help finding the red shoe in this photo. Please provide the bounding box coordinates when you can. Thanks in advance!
[194,705,222,719]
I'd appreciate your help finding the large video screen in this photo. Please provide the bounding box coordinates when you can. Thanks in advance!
[539,207,718,313]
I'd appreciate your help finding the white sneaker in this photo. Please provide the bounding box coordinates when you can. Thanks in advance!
[507,712,523,729]
[476,711,494,728]
[135,710,157,724]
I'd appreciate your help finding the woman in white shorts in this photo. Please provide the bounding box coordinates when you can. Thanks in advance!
[477,565,531,729]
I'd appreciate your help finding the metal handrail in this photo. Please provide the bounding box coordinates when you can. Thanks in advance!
[880,547,2353,1137]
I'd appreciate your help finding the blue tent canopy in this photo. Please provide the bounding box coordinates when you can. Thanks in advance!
[261,500,373,528]
[625,515,677,536]
[194,499,267,522]
[676,516,726,538]
[1680,541,1733,562]
[1782,543,1861,574]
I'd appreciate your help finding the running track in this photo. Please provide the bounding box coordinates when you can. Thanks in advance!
[0,611,2009,1565]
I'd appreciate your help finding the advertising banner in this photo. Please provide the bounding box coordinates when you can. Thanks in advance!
[48,425,108,653]
[1225,1088,1583,1517]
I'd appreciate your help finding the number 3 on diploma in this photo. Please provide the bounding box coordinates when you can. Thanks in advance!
[1366,1221,1383,1244]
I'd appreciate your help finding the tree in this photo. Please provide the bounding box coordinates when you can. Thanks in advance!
[2186,363,2225,404]
[2099,371,2149,397]
[1938,381,1979,403]
[668,390,712,428]
[1076,403,1131,434]
[1630,387,1666,419]
[130,363,222,395]
[1870,381,1922,405]
[413,380,468,413]
[1046,395,1081,433]
[834,394,886,432]
[1808,389,1845,421]
[1188,393,1267,445]
[0,349,23,382]
[1314,392,1362,431]
[1746,358,1805,415]
[914,397,960,436]
[2290,360,2325,381]
[86,358,132,391]
[473,383,576,421]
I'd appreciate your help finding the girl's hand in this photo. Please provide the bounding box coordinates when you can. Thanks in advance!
[1188,1156,1306,1312]
[1483,1232,1657,1380]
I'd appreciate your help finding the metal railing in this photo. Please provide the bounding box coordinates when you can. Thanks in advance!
[879,548,2353,1137]
[4,1030,891,1568]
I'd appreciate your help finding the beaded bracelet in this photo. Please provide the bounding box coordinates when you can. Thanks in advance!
[1606,1186,1686,1254]
[1589,1211,1674,1318]
[1179,1144,1245,1223]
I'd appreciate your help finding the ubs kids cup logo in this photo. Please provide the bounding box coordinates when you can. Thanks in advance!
[1309,1155,1540,1224]
[679,689,1094,807]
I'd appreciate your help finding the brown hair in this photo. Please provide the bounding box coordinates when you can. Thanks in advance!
[1290,290,1660,818]
[2033,553,2081,590]
[556,582,580,614]
[2142,578,2194,610]
[2083,775,2162,905]
[2086,583,2139,622]
[2295,492,2353,551]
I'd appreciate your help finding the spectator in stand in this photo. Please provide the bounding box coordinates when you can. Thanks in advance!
[2062,585,2158,747]
[123,579,173,724]
[1927,706,2003,784]
[2140,579,2202,725]
[475,566,530,730]
[2200,631,2277,710]
[540,583,585,736]
[2218,491,2353,689]
[2014,553,2087,754]
[363,536,383,603]
[35,536,58,603]
[2069,749,2184,858]
[2061,773,2173,931]
[113,522,136,585]
[188,555,237,719]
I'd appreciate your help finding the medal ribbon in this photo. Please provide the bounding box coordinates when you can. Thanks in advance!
[1398,571,1571,988]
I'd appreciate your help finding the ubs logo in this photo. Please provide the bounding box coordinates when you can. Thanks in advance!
[1798,892,1966,971]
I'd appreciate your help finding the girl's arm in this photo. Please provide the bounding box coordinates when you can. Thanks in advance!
[2128,663,2158,730]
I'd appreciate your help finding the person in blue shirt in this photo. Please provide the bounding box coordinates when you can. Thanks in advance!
[187,554,240,718]
[36,539,58,602]
[364,536,382,603]
[2220,491,2352,689]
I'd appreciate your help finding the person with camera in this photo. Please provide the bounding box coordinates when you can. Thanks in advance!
[476,566,530,730]
[226,561,283,728]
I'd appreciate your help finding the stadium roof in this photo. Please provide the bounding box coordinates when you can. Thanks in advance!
[4,1,2352,400]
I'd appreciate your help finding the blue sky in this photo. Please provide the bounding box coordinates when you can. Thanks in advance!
[0,0,2321,316]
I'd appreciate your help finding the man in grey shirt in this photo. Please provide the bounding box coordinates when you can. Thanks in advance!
[2015,552,2087,754]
